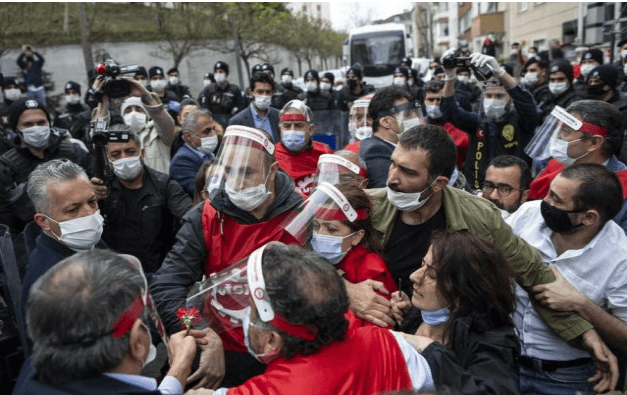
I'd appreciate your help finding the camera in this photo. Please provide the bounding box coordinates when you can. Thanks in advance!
[441,51,494,81]
[95,53,141,99]
[92,118,131,180]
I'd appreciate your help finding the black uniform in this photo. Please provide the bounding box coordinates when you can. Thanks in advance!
[198,82,244,127]
[545,86,585,114]
[305,88,336,111]
[336,83,376,112]
[0,129,92,237]
[529,83,553,120]
[166,83,192,102]
[53,102,89,140]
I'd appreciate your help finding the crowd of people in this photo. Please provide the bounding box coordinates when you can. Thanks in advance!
[2,37,627,395]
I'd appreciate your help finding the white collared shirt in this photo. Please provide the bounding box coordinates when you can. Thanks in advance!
[506,200,627,360]
[104,373,182,395]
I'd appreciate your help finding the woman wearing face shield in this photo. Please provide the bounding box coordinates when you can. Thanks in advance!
[281,180,397,328]
[390,230,520,395]
[439,50,541,192]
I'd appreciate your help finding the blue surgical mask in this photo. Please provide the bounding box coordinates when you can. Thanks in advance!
[421,307,450,326]
[281,130,306,152]
[310,232,355,265]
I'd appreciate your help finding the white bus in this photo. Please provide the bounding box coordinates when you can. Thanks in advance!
[342,23,413,89]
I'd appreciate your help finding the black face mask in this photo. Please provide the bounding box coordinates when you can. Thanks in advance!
[348,79,358,89]
[586,84,607,98]
[540,200,584,233]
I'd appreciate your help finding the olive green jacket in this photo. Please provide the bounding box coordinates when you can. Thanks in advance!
[367,186,592,342]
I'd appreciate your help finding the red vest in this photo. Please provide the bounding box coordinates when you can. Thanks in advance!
[201,200,299,352]
[529,159,627,199]
[339,245,397,329]
[275,141,332,196]
[440,122,470,169]
[227,325,414,395]
[344,140,361,155]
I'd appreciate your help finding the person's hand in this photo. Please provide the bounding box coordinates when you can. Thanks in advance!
[166,330,198,386]
[124,77,151,99]
[187,328,225,389]
[22,44,34,54]
[345,279,394,327]
[440,48,457,78]
[90,177,108,200]
[532,265,587,313]
[390,290,411,326]
[470,53,505,76]
[580,329,619,393]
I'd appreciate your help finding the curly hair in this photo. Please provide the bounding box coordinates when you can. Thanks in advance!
[427,230,516,334]
[262,243,349,358]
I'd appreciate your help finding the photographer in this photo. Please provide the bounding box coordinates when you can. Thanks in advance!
[91,76,175,175]
[17,44,45,103]
[440,51,541,191]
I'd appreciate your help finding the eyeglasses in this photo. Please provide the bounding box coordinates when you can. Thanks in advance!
[481,181,524,196]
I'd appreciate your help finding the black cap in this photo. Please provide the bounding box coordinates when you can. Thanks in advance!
[581,48,604,65]
[432,66,444,76]
[549,59,574,83]
[304,69,319,82]
[281,67,294,77]
[9,97,50,131]
[252,64,262,74]
[134,66,148,78]
[149,66,164,79]
[322,72,335,85]
[522,57,548,74]
[401,57,412,67]
[167,67,178,75]
[2,76,19,88]
[617,38,627,48]
[587,65,618,89]
[64,81,81,94]
[261,63,274,74]
[214,61,229,74]
[347,66,362,80]
[394,66,409,78]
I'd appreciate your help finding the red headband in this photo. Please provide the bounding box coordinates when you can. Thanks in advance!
[112,295,144,338]
[315,207,369,221]
[270,314,317,341]
[280,113,308,122]
[579,120,607,137]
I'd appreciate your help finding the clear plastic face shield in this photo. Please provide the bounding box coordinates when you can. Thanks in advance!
[185,243,317,341]
[524,106,606,162]
[280,182,369,246]
[348,96,373,141]
[205,125,275,200]
[381,101,426,133]
[113,254,169,346]
[314,154,367,188]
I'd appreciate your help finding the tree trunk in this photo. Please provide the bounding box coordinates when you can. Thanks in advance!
[77,2,94,81]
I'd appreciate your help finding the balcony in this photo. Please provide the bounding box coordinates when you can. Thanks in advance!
[471,11,504,38]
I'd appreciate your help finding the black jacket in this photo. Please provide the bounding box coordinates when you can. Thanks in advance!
[149,171,302,334]
[279,82,305,105]
[53,102,89,140]
[336,83,376,111]
[305,88,336,111]
[546,85,585,114]
[198,82,244,116]
[166,83,192,102]
[100,166,191,273]
[0,129,92,237]
[228,105,281,142]
[530,83,553,120]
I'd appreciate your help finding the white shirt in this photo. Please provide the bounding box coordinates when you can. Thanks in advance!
[104,373,182,395]
[506,200,627,360]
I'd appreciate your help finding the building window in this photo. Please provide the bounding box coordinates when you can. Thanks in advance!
[487,2,497,12]
[458,10,471,32]
[518,2,528,13]
[316,4,321,11]
[302,5,307,12]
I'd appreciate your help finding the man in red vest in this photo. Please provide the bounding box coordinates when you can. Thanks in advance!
[529,100,627,233]
[274,100,331,196]
[208,243,435,395]
[150,125,303,388]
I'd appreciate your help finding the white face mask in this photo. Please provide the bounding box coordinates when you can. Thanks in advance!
[150,79,167,92]
[47,210,104,250]
[66,94,81,105]
[456,75,469,84]
[623,64,627,76]
[141,323,157,368]
[549,136,587,166]
[4,88,21,101]
[242,307,280,365]
[621,50,627,59]
[393,77,406,87]
[306,81,318,92]
[426,105,443,119]
[215,73,226,83]
[355,126,373,140]
[523,72,539,86]
[580,64,596,78]
[225,172,272,212]
[124,111,147,134]
[549,81,569,96]
[320,82,332,91]
[203,80,212,88]
[200,135,218,154]
[407,80,414,87]
[168,76,180,86]
[139,80,150,88]
[401,117,422,134]
[387,180,436,211]
[281,75,293,84]
[254,95,272,111]
[111,155,143,181]
[483,98,508,119]
[20,125,50,150]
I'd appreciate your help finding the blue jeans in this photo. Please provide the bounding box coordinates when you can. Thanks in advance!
[513,361,597,395]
